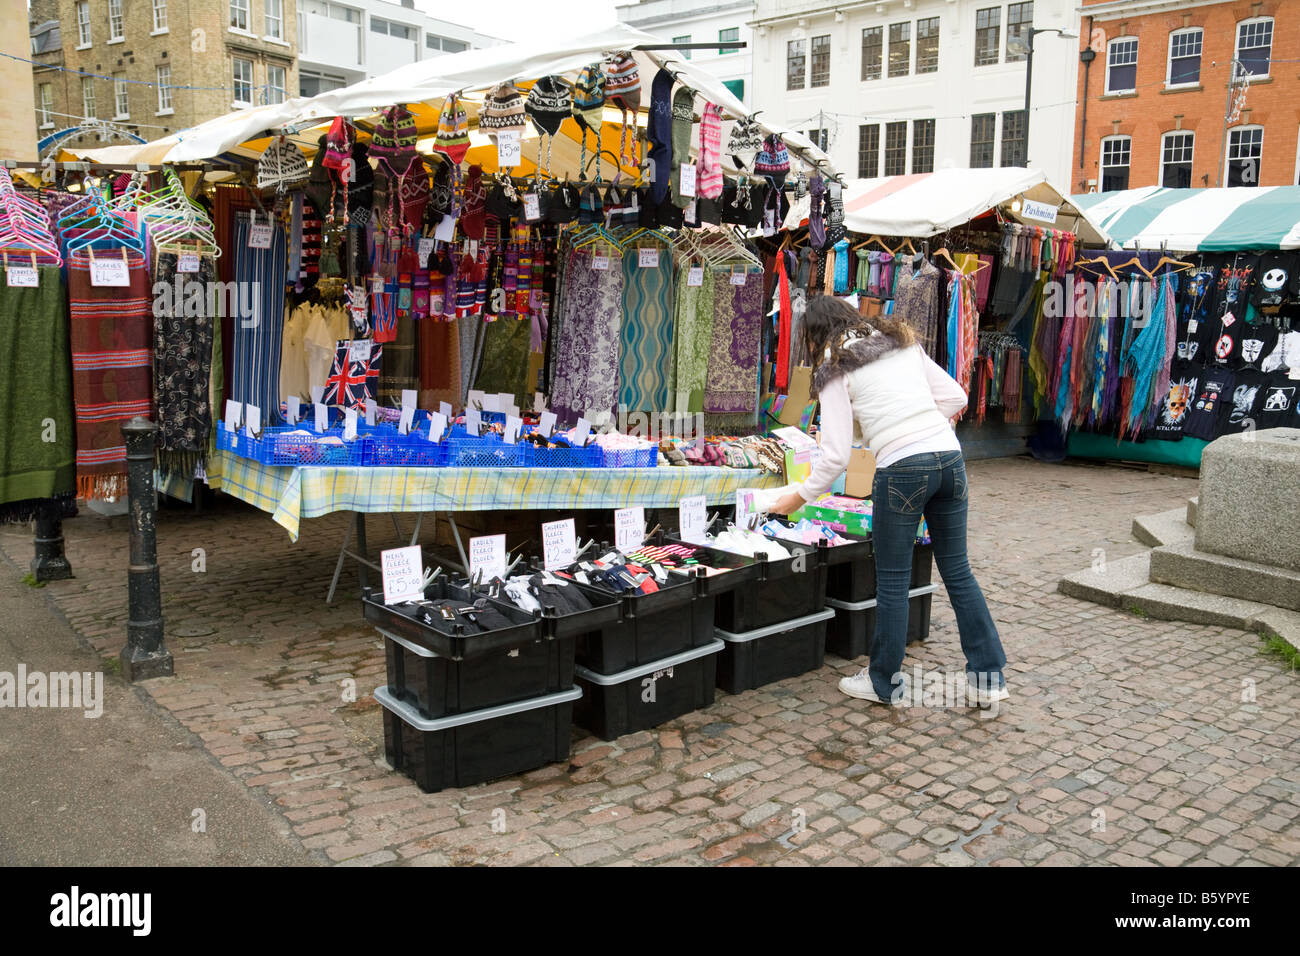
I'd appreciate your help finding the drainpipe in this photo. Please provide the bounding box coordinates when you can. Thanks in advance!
[1078,15,1095,184]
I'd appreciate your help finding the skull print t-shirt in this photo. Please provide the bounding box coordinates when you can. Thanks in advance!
[1213,254,1259,319]
[1148,359,1198,442]
[1181,365,1236,441]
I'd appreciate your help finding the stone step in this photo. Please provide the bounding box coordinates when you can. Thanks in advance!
[1149,540,1300,612]
[1121,581,1277,631]
[1186,496,1198,528]
[1057,553,1152,608]
[1132,508,1196,549]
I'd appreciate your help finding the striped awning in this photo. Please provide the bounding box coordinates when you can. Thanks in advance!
[1070,186,1300,252]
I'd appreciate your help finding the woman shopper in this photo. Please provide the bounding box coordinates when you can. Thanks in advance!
[767,296,1008,707]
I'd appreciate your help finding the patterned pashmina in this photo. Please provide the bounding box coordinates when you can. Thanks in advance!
[67,250,154,500]
[474,315,532,408]
[153,253,216,484]
[551,246,624,423]
[231,216,288,426]
[619,249,674,412]
[704,270,762,416]
[672,267,716,413]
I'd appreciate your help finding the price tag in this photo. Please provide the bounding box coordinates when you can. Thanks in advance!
[177,253,200,274]
[638,247,660,269]
[467,389,486,410]
[310,385,325,405]
[417,237,436,262]
[434,214,456,242]
[687,265,704,287]
[364,398,376,427]
[678,494,707,544]
[735,488,757,527]
[496,129,522,169]
[243,404,261,439]
[479,393,500,412]
[503,415,522,444]
[591,253,610,271]
[348,339,372,364]
[401,389,417,410]
[90,258,130,287]
[398,405,415,435]
[223,400,242,432]
[427,411,447,443]
[533,392,546,413]
[343,408,358,441]
[286,396,301,425]
[685,199,698,225]
[1188,320,1199,334]
[314,402,328,433]
[6,265,38,287]
[538,411,556,438]
[573,417,592,446]
[439,401,452,419]
[679,163,697,198]
[614,506,645,552]
[466,407,482,436]
[523,193,541,222]
[371,274,385,294]
[497,392,515,413]
[730,267,748,286]
[380,544,425,605]
[469,534,508,583]
[541,517,577,572]
[247,223,274,249]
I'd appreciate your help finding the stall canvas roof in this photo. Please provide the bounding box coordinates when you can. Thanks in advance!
[62,24,833,182]
[783,167,1108,245]
[1069,186,1300,251]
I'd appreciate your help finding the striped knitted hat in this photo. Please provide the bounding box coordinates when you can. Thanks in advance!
[571,62,607,135]
[433,93,470,165]
[525,75,570,137]
[256,136,309,190]
[604,52,640,113]
[753,133,790,186]
[727,115,764,170]
[370,104,417,164]
[480,82,526,138]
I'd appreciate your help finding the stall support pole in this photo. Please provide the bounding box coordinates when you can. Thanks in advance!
[30,501,73,582]
[120,417,173,682]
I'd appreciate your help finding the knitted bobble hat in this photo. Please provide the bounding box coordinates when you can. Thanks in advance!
[370,104,417,164]
[727,115,763,170]
[480,82,526,138]
[571,62,607,135]
[256,136,309,191]
[525,75,570,137]
[433,93,471,165]
[323,117,354,171]
[603,52,641,166]
[753,134,790,187]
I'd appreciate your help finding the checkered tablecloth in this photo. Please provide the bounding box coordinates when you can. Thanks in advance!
[209,450,781,541]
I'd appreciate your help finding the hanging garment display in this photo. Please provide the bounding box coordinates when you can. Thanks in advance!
[619,246,674,413]
[324,338,382,411]
[551,244,624,423]
[672,265,716,414]
[696,103,724,200]
[704,269,763,419]
[230,215,289,427]
[647,69,675,205]
[153,252,216,483]
[669,86,696,209]
[604,51,641,167]
[892,257,941,358]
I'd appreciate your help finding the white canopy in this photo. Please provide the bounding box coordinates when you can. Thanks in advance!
[783,167,1109,245]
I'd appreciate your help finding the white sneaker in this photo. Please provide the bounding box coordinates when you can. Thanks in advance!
[838,669,896,705]
[967,682,1010,707]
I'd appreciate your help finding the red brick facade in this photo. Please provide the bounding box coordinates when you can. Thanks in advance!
[1072,0,1300,193]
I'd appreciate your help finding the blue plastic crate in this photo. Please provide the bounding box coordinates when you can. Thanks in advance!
[598,443,658,468]
[217,423,365,466]
[365,428,444,467]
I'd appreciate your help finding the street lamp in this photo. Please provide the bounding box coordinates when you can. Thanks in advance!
[1007,26,1078,167]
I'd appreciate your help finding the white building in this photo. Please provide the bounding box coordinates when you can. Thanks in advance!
[297,0,502,97]
[748,0,1078,187]
[616,0,755,107]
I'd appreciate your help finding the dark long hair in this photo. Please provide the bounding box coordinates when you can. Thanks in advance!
[804,294,914,378]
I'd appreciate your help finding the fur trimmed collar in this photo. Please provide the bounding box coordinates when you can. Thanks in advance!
[812,329,909,394]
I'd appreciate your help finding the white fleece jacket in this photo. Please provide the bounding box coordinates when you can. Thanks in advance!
[799,344,968,502]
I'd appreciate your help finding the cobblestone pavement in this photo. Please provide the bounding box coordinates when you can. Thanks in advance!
[2,457,1296,867]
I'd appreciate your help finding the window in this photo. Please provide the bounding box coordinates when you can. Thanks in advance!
[38,83,53,127]
[157,64,173,112]
[970,113,996,168]
[267,65,287,104]
[81,76,96,119]
[862,26,882,81]
[266,0,283,39]
[230,0,249,32]
[108,0,124,41]
[1006,2,1033,62]
[153,0,168,32]
[1235,18,1273,79]
[233,56,253,104]
[1161,131,1194,187]
[672,35,691,60]
[912,119,935,173]
[916,17,940,74]
[719,27,739,55]
[1101,135,1131,191]
[807,128,829,151]
[1001,110,1027,166]
[371,17,412,39]
[884,121,907,175]
[1106,37,1138,93]
[811,34,831,87]
[76,1,91,46]
[787,39,805,90]
[1167,28,1202,86]
[975,7,1000,66]
[859,124,880,178]
[113,76,128,118]
[723,78,744,101]
[300,70,346,97]
[1227,127,1263,186]
[888,22,910,77]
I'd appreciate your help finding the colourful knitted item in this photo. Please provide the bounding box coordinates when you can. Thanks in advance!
[697,103,724,199]
[434,93,470,165]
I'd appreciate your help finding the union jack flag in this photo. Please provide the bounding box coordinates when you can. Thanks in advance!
[323,339,383,410]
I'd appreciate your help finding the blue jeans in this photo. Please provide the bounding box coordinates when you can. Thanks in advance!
[867,450,1007,699]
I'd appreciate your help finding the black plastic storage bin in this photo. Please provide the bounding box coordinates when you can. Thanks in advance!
[363,581,560,718]
[714,606,835,693]
[375,685,580,793]
[824,583,937,660]
[474,575,624,640]
[573,639,723,741]
[826,541,934,603]
[571,572,718,675]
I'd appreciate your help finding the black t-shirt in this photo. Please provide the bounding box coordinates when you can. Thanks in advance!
[1175,313,1213,363]
[1148,359,1199,442]
[1221,368,1269,434]
[1251,252,1300,310]
[1258,371,1300,429]
[1179,266,1219,329]
[1214,254,1259,318]
[1182,365,1236,441]
[1206,310,1247,366]
[1236,323,1278,369]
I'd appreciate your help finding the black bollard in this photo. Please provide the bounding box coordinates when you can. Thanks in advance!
[120,417,173,681]
[31,500,73,582]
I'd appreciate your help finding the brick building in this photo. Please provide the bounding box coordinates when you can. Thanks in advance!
[30,0,299,156]
[1072,0,1300,195]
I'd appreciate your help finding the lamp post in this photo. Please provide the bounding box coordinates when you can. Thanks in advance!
[1008,26,1077,167]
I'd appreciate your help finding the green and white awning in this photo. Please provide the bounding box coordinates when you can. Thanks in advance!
[1071,186,1300,252]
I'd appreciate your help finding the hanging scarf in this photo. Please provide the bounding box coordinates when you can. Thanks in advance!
[153,253,216,484]
[776,264,792,390]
